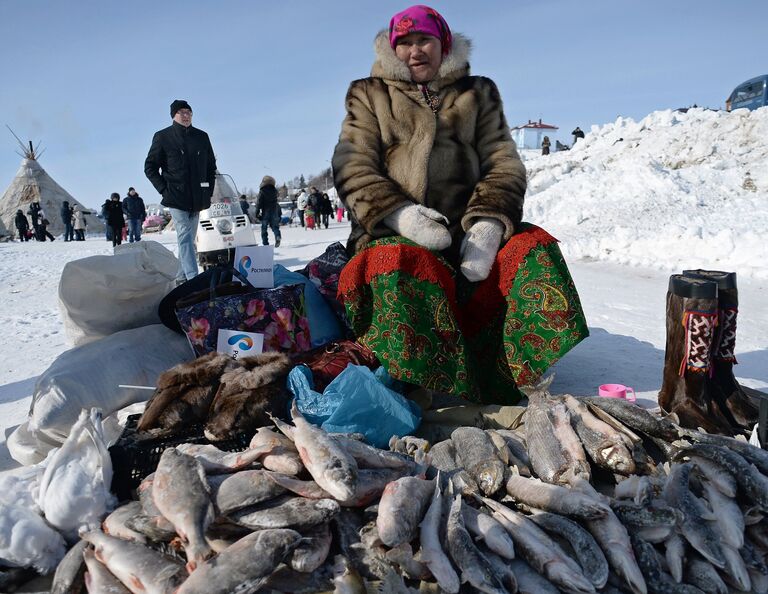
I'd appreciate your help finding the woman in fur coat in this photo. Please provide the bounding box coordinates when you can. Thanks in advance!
[332,5,588,404]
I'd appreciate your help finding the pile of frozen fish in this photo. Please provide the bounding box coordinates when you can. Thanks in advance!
[47,394,768,594]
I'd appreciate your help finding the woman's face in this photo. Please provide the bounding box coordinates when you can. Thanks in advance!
[395,33,442,83]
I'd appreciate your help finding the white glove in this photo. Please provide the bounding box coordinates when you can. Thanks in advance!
[383,204,452,250]
[460,218,505,282]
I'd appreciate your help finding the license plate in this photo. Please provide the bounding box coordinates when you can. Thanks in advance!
[209,202,231,217]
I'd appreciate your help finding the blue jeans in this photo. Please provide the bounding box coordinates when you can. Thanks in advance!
[127,219,142,242]
[260,207,282,245]
[169,208,200,281]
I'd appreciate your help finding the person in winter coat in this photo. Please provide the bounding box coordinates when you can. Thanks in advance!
[296,190,308,227]
[319,193,333,229]
[27,201,41,239]
[331,4,587,405]
[307,187,324,229]
[73,206,89,240]
[105,193,125,247]
[60,201,75,241]
[14,210,30,242]
[238,194,253,223]
[256,175,281,247]
[100,198,113,242]
[37,209,55,241]
[572,126,585,144]
[335,196,345,223]
[122,187,146,243]
[304,187,320,230]
[541,135,551,156]
[144,99,216,282]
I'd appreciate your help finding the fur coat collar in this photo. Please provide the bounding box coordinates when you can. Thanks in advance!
[370,30,472,90]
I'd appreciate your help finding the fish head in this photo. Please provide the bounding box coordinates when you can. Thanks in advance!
[259,528,304,551]
[602,444,637,474]
[475,461,505,496]
[325,472,357,501]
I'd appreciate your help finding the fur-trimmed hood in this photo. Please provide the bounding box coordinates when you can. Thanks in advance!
[370,29,472,90]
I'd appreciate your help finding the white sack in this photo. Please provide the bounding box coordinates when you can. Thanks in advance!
[58,240,178,346]
[38,408,116,542]
[6,421,63,466]
[25,324,192,449]
[9,402,148,467]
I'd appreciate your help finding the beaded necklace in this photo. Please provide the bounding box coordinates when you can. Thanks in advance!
[419,84,441,114]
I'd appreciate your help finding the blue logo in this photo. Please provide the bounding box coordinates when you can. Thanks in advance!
[227,334,254,350]
[238,255,252,277]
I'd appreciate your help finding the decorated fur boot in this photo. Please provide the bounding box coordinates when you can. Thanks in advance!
[658,274,734,435]
[682,269,758,430]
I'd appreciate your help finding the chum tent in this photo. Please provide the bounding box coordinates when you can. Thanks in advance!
[0,140,104,238]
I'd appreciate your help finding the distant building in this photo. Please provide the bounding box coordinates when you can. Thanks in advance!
[511,119,559,150]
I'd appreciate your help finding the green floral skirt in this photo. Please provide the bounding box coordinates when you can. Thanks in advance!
[337,224,588,405]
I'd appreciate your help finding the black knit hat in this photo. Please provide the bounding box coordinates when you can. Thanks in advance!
[170,99,192,117]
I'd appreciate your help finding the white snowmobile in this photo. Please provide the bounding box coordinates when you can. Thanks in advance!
[196,172,257,268]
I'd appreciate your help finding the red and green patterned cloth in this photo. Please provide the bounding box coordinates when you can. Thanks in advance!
[337,224,588,405]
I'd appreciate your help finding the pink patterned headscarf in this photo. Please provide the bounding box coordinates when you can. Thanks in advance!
[389,5,452,56]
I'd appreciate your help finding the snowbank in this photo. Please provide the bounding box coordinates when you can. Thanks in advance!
[522,107,768,278]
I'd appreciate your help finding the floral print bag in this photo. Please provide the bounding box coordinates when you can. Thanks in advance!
[175,283,311,358]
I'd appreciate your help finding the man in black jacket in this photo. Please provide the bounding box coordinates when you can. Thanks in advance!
[122,187,147,243]
[14,210,30,242]
[60,201,74,241]
[144,99,216,282]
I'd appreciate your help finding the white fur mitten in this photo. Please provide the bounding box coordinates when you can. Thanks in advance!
[460,218,505,282]
[383,204,452,250]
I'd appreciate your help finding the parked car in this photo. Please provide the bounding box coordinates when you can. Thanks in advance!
[726,75,768,111]
[142,214,167,233]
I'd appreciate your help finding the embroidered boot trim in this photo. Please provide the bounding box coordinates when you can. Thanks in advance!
[713,307,738,363]
[678,310,718,376]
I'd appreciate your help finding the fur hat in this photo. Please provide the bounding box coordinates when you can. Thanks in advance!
[260,175,276,188]
[170,99,192,117]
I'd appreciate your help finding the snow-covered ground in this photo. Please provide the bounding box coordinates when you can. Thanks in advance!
[1,107,767,472]
[522,107,768,278]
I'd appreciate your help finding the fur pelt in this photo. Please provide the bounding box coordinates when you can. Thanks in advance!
[332,30,526,263]
[137,352,235,432]
[204,352,292,441]
[156,352,233,390]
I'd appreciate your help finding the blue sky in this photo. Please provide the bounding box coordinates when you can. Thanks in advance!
[1,0,766,208]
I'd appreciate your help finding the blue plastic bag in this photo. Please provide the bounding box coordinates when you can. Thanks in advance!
[287,365,341,425]
[274,264,342,348]
[288,364,421,448]
[323,365,421,448]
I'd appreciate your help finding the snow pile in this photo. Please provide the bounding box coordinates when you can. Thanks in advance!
[522,107,768,278]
